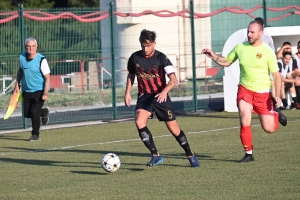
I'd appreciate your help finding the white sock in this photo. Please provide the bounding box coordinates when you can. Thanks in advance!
[246,150,252,154]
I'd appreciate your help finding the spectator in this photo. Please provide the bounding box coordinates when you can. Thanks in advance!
[292,41,300,102]
[277,52,300,110]
[276,41,300,109]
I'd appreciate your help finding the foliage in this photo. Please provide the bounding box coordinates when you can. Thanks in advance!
[0,0,99,10]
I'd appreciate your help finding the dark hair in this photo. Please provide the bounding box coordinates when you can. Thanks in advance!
[298,40,300,46]
[254,17,264,26]
[283,41,291,46]
[283,51,292,57]
[139,29,156,43]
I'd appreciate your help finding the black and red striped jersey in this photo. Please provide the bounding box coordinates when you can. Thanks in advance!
[127,50,173,95]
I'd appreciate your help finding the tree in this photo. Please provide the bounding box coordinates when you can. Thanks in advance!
[0,0,99,10]
[54,0,99,8]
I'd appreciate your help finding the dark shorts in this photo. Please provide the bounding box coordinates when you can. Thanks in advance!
[23,90,45,118]
[136,93,176,121]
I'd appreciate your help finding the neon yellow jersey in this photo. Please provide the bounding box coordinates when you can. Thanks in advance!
[226,42,278,92]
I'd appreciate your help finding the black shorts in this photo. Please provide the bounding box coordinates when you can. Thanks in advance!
[136,93,176,121]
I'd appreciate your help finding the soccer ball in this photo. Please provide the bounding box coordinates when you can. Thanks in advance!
[101,153,121,172]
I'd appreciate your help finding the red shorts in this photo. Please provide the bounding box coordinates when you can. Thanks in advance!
[236,85,273,115]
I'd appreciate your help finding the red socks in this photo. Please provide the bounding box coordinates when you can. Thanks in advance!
[240,126,253,152]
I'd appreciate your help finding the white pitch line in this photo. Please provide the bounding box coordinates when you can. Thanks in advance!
[0,122,292,156]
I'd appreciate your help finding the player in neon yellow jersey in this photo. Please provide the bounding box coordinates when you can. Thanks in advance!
[202,21,287,162]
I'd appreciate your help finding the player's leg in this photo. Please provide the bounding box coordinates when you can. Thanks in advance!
[23,96,31,119]
[29,91,44,141]
[136,109,162,167]
[288,84,299,109]
[280,82,288,109]
[255,91,287,133]
[295,83,300,109]
[236,85,255,162]
[135,94,162,167]
[154,96,199,167]
[165,120,200,167]
[237,99,254,162]
[271,80,277,108]
[294,76,300,106]
[23,91,44,141]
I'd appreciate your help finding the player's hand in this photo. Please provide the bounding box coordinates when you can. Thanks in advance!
[42,94,48,101]
[14,84,19,94]
[295,76,300,85]
[124,94,131,107]
[201,48,215,59]
[274,96,282,108]
[155,92,167,103]
[282,44,291,50]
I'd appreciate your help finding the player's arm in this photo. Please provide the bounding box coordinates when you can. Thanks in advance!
[41,58,51,101]
[282,71,296,83]
[201,48,231,67]
[272,71,282,107]
[43,73,50,100]
[124,55,136,107]
[155,72,177,103]
[164,73,178,93]
[124,73,135,107]
[276,45,289,59]
[155,61,177,103]
[292,69,300,77]
[291,58,300,77]
[281,76,295,83]
[125,73,135,93]
[14,62,23,93]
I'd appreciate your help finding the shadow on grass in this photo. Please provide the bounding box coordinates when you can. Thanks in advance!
[0,157,75,167]
[5,147,212,160]
[0,135,27,141]
[69,171,107,175]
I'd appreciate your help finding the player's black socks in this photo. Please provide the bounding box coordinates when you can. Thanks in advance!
[282,98,288,108]
[295,86,300,101]
[175,130,193,157]
[292,97,299,104]
[271,97,277,109]
[138,126,158,155]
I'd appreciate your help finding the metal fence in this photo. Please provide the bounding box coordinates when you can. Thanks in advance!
[0,0,300,130]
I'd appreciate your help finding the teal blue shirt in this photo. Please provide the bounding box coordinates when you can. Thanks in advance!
[19,53,45,92]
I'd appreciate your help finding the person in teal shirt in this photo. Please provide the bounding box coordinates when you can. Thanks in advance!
[14,37,51,141]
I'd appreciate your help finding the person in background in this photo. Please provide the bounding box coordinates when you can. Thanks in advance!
[202,21,287,163]
[292,41,300,103]
[276,41,300,109]
[124,29,200,168]
[14,37,51,141]
[277,52,300,110]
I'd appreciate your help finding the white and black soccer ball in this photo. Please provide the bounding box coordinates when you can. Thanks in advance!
[101,153,121,172]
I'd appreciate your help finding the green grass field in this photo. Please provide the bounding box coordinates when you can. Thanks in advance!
[0,111,299,200]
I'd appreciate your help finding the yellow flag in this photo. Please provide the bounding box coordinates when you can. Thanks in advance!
[4,91,22,120]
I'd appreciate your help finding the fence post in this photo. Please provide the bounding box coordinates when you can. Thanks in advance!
[18,4,26,129]
[263,0,267,27]
[190,0,197,112]
[109,1,117,119]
